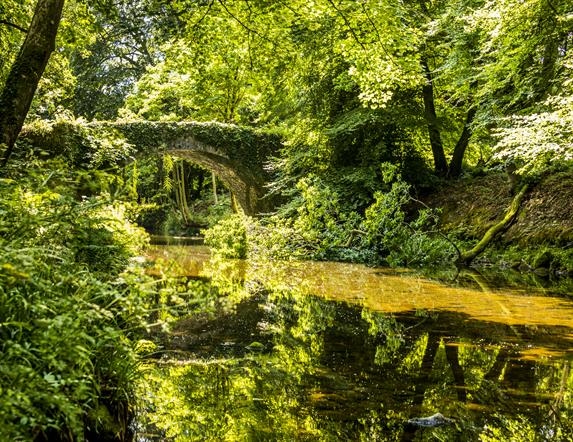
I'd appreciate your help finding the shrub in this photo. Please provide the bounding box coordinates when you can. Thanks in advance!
[203,214,248,259]
[208,164,454,267]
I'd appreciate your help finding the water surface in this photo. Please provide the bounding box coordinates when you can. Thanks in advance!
[136,245,573,441]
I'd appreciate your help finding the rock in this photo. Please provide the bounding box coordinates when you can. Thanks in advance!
[407,412,453,428]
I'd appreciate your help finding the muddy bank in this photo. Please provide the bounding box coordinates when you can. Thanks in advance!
[425,169,573,272]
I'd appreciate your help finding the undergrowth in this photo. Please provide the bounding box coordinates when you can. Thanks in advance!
[205,163,455,267]
[0,162,153,441]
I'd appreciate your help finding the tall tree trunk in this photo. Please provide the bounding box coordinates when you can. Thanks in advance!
[448,80,478,178]
[0,0,65,167]
[447,106,477,178]
[179,162,192,222]
[420,58,448,176]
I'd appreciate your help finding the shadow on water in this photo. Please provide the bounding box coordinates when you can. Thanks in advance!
[135,246,573,441]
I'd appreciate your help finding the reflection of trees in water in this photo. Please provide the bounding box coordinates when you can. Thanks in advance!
[136,263,573,441]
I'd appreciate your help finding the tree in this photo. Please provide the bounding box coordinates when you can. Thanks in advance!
[0,0,65,167]
[70,0,173,120]
[122,1,283,124]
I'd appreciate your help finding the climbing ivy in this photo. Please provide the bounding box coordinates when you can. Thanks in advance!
[17,119,283,176]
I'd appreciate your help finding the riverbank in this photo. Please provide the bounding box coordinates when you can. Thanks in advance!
[426,168,573,275]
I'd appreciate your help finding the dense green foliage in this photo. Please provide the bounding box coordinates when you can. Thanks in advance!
[4,0,572,259]
[204,214,248,259]
[206,165,455,267]
[1,0,573,439]
[0,163,153,440]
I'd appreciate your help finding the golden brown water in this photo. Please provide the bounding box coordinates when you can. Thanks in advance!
[147,245,573,355]
[137,245,573,441]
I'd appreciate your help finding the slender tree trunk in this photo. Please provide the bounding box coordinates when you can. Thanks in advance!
[420,58,448,176]
[448,80,478,178]
[538,37,559,99]
[179,162,192,222]
[212,171,218,204]
[173,163,183,221]
[417,1,447,175]
[173,162,190,224]
[0,0,65,167]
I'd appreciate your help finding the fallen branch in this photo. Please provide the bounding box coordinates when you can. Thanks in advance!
[456,184,529,267]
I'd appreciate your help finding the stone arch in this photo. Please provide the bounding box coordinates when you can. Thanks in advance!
[168,147,265,216]
[18,120,281,215]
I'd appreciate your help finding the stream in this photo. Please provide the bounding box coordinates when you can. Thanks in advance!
[134,244,573,441]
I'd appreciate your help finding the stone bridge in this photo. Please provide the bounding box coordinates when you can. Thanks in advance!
[103,121,282,215]
[22,120,283,215]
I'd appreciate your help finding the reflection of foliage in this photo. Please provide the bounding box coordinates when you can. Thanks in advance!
[362,310,405,366]
[137,251,573,441]
[480,414,539,441]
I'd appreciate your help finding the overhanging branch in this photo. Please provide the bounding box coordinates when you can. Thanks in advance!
[0,19,28,33]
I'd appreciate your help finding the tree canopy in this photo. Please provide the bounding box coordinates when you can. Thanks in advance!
[2,0,571,178]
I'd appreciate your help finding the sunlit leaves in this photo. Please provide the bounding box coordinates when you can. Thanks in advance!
[494,94,573,175]
[0,0,34,83]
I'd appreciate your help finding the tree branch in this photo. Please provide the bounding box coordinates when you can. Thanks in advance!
[326,0,366,50]
[359,4,396,63]
[191,0,215,29]
[0,19,28,33]
[218,0,274,46]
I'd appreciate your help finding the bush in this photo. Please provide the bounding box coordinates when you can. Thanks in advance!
[203,214,248,259]
[208,164,454,267]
